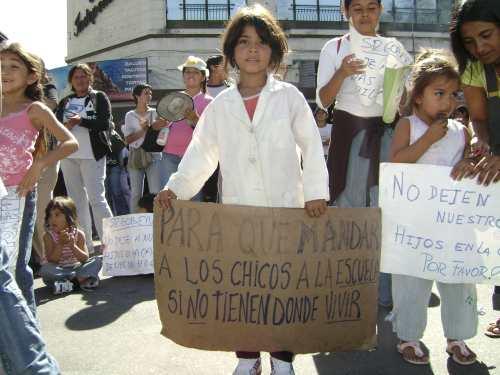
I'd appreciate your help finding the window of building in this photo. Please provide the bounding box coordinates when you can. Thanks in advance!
[383,0,443,24]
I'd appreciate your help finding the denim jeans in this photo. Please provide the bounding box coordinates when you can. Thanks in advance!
[0,223,60,374]
[128,152,163,212]
[60,157,113,252]
[160,153,202,201]
[40,256,102,288]
[105,164,130,216]
[16,189,37,317]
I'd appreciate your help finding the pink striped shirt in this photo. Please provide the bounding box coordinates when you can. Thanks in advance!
[164,91,212,156]
[0,107,39,186]
[47,228,81,267]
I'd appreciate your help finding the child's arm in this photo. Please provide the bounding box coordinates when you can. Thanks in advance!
[289,88,329,217]
[19,102,78,197]
[316,40,365,109]
[451,126,480,181]
[70,230,89,263]
[390,117,447,163]
[44,232,63,264]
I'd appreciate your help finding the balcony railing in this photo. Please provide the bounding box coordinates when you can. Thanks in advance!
[290,5,442,24]
[291,4,343,22]
[178,3,234,21]
[171,2,446,25]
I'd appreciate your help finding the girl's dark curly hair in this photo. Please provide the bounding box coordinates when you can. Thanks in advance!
[45,196,79,230]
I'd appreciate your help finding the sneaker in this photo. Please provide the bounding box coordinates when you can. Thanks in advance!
[80,277,99,292]
[233,358,262,375]
[63,280,74,293]
[270,357,295,375]
[53,280,73,295]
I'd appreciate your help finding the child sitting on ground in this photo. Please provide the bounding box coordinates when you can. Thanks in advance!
[40,196,102,294]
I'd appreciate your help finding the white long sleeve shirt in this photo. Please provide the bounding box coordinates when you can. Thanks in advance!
[167,75,329,208]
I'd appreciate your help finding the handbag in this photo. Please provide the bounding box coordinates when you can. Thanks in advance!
[128,147,153,170]
[141,112,165,153]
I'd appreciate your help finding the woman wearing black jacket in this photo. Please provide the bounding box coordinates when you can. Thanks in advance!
[56,63,113,253]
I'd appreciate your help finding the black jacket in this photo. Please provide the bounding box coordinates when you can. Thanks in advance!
[56,89,112,160]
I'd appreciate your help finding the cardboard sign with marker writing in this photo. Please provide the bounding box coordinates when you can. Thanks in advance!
[154,201,381,353]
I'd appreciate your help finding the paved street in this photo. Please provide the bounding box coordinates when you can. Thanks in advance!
[35,275,499,375]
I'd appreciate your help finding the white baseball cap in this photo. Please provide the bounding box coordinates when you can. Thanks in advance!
[178,55,209,78]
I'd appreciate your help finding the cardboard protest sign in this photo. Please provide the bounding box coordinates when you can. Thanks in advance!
[154,201,381,354]
[102,214,154,276]
[379,163,500,284]
[349,23,412,115]
[0,187,25,274]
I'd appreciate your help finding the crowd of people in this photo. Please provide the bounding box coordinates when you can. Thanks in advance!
[0,0,499,373]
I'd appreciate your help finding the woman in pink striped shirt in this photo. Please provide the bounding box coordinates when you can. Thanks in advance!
[154,56,212,199]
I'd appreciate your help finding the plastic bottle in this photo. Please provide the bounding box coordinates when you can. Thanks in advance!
[156,126,170,146]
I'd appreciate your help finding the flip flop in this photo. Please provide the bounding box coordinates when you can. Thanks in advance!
[397,341,430,365]
[446,340,477,365]
[485,320,500,338]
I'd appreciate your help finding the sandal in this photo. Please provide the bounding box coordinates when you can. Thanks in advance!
[446,340,477,365]
[485,319,500,338]
[397,341,430,365]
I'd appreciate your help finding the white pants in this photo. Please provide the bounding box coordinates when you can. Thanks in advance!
[391,274,478,341]
[60,157,113,252]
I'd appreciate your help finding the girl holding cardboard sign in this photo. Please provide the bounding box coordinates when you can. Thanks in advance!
[157,4,328,374]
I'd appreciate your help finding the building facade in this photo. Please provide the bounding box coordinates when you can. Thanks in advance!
[66,0,455,102]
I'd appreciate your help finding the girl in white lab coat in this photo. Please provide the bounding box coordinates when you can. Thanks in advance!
[157,4,329,375]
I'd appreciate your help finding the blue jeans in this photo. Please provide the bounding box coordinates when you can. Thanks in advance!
[41,256,102,287]
[17,189,37,317]
[0,203,60,374]
[105,165,131,216]
[160,153,202,201]
[128,152,164,212]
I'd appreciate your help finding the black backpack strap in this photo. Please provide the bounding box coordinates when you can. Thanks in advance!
[484,64,499,98]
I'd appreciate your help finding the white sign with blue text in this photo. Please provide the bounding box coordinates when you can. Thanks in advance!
[102,214,154,276]
[0,186,25,274]
[379,163,500,284]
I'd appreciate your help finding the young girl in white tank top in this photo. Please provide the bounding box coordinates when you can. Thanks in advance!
[389,49,478,367]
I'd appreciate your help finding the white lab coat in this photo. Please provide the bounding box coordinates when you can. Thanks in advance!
[167,75,329,208]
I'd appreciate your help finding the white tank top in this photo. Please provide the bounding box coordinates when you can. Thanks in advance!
[408,115,465,166]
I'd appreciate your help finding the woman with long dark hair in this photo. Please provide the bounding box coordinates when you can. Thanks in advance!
[450,0,500,338]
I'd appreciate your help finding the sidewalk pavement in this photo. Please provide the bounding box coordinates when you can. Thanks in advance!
[35,276,499,375]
